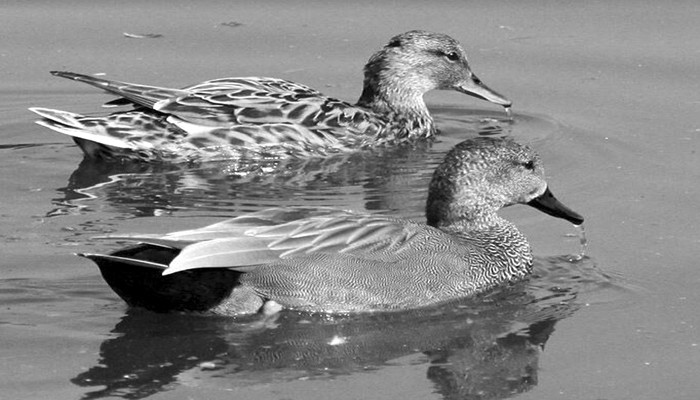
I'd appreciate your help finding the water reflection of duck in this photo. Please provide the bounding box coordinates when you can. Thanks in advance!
[82,137,583,315]
[29,30,510,162]
[51,140,434,217]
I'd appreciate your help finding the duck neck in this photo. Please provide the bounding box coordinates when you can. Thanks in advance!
[426,187,533,276]
[426,184,499,230]
[356,67,435,139]
[439,215,534,279]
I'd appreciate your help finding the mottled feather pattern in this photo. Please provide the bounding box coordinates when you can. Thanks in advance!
[31,31,511,162]
[251,215,421,259]
[157,78,387,137]
[36,75,391,161]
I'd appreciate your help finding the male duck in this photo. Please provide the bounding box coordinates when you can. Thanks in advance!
[30,30,511,162]
[83,137,583,315]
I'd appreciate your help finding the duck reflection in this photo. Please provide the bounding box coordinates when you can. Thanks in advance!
[50,141,438,219]
[71,256,607,400]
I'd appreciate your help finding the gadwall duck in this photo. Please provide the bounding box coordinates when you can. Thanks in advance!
[30,31,511,162]
[82,137,582,315]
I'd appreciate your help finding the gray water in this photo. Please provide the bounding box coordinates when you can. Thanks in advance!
[1,1,699,399]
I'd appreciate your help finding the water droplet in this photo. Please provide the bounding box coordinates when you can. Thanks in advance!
[328,335,347,346]
[503,106,513,119]
[200,361,218,370]
[578,224,588,248]
[569,224,588,261]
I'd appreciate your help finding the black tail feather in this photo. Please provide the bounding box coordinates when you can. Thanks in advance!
[88,244,241,313]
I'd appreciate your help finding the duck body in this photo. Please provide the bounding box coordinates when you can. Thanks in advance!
[88,210,532,314]
[30,31,511,162]
[83,138,583,315]
[232,220,534,314]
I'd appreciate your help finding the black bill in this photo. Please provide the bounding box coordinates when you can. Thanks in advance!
[527,187,584,225]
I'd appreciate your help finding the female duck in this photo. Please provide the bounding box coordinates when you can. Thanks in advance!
[30,30,511,162]
[83,137,583,315]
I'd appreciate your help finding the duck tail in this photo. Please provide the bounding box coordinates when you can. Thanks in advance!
[81,244,242,313]
[29,107,133,158]
[79,253,169,270]
[29,107,86,129]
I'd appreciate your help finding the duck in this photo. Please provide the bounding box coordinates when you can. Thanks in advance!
[82,137,583,315]
[29,30,511,163]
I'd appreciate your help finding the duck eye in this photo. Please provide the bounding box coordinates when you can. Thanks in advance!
[523,160,535,170]
[387,38,402,48]
[443,51,460,62]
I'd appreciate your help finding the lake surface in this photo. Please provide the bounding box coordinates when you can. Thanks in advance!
[1,1,699,399]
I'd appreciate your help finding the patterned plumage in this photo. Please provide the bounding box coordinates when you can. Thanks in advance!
[29,31,511,162]
[83,137,583,315]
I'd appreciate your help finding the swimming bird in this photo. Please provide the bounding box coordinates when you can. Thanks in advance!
[82,137,583,315]
[29,30,511,162]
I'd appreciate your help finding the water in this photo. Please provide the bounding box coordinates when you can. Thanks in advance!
[2,1,699,399]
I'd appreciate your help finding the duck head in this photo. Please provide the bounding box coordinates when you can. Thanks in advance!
[358,30,512,114]
[426,137,583,228]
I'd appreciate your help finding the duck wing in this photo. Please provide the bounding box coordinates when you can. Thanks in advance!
[184,77,325,96]
[44,74,386,155]
[153,77,384,137]
[103,208,425,275]
[50,71,189,109]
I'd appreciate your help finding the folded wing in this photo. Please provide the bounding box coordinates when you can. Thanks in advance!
[100,208,424,276]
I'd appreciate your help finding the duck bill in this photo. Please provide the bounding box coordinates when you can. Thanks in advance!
[527,187,584,225]
[455,74,512,108]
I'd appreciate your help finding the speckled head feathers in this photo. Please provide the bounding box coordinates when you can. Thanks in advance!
[426,137,546,227]
[362,31,472,94]
[358,30,511,118]
[385,30,467,59]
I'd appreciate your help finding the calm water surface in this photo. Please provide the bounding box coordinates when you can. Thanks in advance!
[1,1,699,399]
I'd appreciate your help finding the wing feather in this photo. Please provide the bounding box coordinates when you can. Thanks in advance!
[93,208,425,277]
[150,77,382,138]
[162,212,424,275]
[165,237,279,275]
